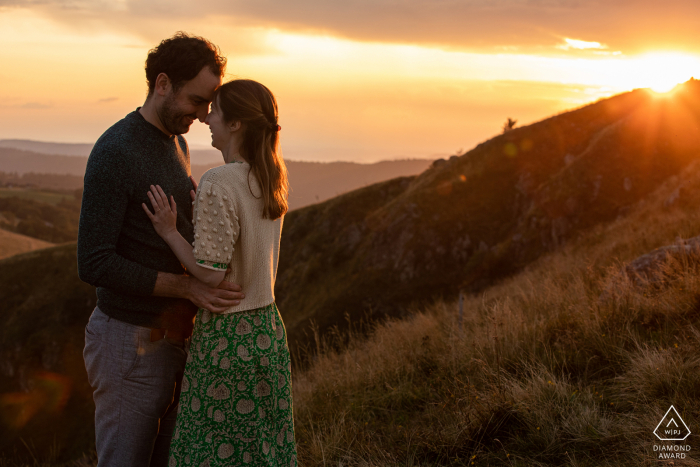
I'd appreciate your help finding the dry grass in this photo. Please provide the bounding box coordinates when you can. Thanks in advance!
[291,163,700,466]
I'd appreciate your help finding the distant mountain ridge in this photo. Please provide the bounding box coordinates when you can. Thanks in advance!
[0,146,433,211]
[0,139,94,156]
[0,139,224,164]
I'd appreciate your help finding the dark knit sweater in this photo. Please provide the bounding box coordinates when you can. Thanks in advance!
[77,109,198,330]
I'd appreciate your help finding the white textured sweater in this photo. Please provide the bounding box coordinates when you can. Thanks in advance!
[192,161,283,313]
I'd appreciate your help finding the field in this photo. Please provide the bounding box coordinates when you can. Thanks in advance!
[0,187,75,206]
[0,188,81,243]
[0,229,53,259]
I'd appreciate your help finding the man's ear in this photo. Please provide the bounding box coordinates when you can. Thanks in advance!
[154,73,171,97]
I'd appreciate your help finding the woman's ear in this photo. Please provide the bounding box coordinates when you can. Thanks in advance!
[229,120,242,133]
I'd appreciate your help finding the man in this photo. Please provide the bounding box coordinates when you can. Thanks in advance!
[78,32,242,467]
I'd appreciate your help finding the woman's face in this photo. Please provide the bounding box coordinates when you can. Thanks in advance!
[204,100,230,151]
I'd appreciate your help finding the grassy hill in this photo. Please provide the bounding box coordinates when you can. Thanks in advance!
[0,229,53,260]
[2,82,700,464]
[0,189,82,243]
[292,129,700,467]
[275,81,700,357]
[0,244,96,463]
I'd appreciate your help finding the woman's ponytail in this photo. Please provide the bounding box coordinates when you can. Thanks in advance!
[215,79,288,219]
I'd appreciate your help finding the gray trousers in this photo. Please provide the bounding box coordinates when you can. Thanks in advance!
[83,306,189,467]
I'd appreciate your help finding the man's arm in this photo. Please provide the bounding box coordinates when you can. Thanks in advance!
[77,143,161,295]
[78,147,244,311]
[153,272,243,313]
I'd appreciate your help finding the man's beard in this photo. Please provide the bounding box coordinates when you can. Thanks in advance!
[158,93,195,135]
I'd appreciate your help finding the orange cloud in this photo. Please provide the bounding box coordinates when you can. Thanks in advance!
[10,0,700,55]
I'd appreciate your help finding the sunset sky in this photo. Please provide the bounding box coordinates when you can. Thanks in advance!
[2,1,700,163]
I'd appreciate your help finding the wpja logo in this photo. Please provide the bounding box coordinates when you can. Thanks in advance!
[653,405,691,460]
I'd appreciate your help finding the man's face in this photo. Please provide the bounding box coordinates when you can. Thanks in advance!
[157,67,222,135]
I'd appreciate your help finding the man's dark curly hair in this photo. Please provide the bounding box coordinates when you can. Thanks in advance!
[145,32,226,96]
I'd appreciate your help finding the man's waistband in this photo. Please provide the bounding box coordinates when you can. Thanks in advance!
[96,302,195,342]
[149,327,189,344]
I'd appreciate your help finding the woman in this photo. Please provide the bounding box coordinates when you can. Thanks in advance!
[142,79,297,466]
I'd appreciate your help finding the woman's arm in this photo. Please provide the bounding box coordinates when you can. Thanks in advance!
[142,184,226,288]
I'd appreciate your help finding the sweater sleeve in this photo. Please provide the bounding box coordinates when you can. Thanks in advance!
[192,179,240,271]
[77,142,159,295]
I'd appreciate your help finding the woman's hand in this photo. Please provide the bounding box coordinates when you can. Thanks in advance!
[142,185,178,240]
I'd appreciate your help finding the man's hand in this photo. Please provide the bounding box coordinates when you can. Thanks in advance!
[187,278,244,314]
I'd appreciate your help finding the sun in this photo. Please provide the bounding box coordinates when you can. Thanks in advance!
[634,52,700,93]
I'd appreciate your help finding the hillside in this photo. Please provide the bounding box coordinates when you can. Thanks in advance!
[0,189,82,243]
[275,80,700,355]
[0,229,53,260]
[0,172,84,191]
[292,131,700,467]
[2,82,700,463]
[0,244,96,463]
[0,140,93,157]
[0,148,88,176]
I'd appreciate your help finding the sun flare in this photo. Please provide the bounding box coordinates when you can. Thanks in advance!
[634,52,700,93]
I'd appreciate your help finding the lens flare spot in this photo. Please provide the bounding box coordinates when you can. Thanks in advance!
[0,371,72,429]
[503,142,518,158]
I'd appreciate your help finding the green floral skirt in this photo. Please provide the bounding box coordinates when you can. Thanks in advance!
[168,303,297,466]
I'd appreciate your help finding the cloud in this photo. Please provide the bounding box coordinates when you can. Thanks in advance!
[557,38,607,51]
[9,0,700,55]
[20,102,51,109]
[97,97,118,103]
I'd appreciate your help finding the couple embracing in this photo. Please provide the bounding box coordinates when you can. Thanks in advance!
[78,32,297,466]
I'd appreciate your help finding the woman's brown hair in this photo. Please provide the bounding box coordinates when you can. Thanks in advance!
[215,79,288,220]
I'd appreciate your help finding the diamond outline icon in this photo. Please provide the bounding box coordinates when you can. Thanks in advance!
[654,405,691,441]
